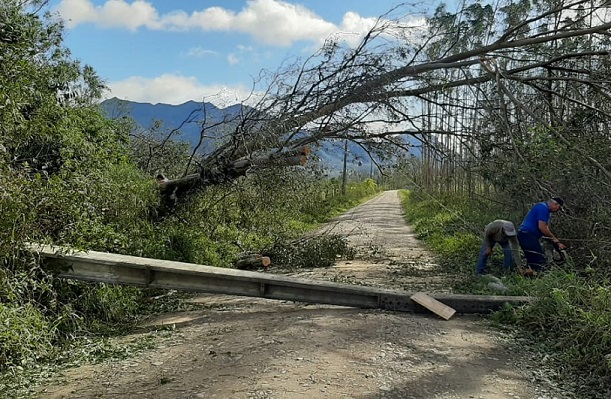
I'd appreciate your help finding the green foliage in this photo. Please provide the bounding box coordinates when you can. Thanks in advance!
[0,303,54,370]
[0,329,172,399]
[488,302,520,326]
[400,191,498,274]
[51,281,143,334]
[126,169,380,270]
[513,272,611,393]
[0,0,160,386]
[128,121,195,178]
[126,171,375,269]
[402,189,611,398]
[263,235,355,269]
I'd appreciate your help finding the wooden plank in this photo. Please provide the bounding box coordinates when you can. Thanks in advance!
[410,292,456,320]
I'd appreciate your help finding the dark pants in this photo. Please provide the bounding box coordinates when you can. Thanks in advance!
[517,230,546,271]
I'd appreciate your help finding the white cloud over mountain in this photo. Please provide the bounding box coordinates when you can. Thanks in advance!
[105,74,255,107]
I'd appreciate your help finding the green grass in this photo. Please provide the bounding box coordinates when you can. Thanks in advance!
[0,176,380,398]
[399,189,611,398]
[0,329,175,399]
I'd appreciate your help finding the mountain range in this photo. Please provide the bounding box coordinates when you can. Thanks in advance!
[100,98,419,174]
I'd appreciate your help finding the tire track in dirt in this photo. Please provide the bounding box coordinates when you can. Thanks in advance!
[289,190,448,292]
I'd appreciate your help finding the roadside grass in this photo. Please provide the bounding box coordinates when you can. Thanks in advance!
[0,329,176,399]
[0,177,379,398]
[399,189,611,398]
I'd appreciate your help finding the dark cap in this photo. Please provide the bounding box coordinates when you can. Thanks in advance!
[551,197,564,208]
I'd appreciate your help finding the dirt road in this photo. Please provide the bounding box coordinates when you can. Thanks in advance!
[38,190,566,399]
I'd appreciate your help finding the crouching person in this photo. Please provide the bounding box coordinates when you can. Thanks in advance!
[476,220,521,276]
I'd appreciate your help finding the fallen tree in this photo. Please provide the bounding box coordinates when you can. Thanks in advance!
[157,146,310,209]
[144,0,611,209]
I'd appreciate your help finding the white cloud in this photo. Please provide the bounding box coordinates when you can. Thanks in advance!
[210,0,337,46]
[237,45,254,52]
[185,47,218,58]
[334,11,380,46]
[104,74,256,107]
[328,11,427,49]
[227,54,240,65]
[56,0,161,30]
[53,0,345,46]
[225,44,261,65]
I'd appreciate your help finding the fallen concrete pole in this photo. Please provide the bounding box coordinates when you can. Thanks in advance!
[31,245,532,315]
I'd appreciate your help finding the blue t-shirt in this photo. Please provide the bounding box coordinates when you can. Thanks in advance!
[519,202,551,238]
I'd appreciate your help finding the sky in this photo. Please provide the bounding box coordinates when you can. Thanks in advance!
[45,0,431,107]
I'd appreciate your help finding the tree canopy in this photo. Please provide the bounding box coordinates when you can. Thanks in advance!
[156,1,611,199]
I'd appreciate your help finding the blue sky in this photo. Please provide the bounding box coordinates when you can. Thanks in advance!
[45,0,432,107]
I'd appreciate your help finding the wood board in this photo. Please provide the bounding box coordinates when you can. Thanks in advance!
[410,292,456,320]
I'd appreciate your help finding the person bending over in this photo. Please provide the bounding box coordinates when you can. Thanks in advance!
[477,220,521,276]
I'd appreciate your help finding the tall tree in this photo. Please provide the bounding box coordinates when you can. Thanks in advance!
[1,0,139,252]
[156,0,611,206]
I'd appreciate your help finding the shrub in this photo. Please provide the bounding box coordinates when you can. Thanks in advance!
[401,188,611,398]
[0,303,55,370]
[263,235,355,269]
[513,273,611,393]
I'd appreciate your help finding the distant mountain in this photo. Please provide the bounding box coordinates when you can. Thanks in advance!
[100,98,419,173]
[101,97,246,154]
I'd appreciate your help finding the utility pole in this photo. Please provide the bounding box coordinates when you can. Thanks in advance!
[341,139,348,195]
[369,153,373,179]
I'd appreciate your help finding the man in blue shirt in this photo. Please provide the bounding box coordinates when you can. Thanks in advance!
[518,197,566,273]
